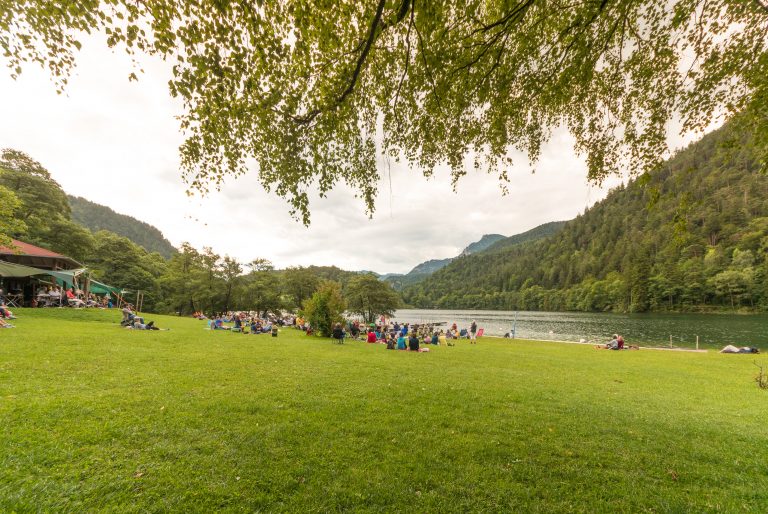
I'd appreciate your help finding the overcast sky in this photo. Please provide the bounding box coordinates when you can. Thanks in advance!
[0,35,707,275]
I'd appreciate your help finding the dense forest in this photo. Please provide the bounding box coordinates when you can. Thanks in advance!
[402,122,768,312]
[68,196,177,258]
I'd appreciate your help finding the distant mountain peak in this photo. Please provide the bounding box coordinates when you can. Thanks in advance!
[460,234,506,256]
[384,230,564,291]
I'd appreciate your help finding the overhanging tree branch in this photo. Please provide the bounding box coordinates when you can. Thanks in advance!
[291,0,390,125]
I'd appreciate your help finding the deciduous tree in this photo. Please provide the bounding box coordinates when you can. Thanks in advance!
[346,273,401,323]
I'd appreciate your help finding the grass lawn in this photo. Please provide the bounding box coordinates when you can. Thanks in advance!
[1,308,766,512]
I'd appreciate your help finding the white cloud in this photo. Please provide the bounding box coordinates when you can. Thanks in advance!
[0,34,712,275]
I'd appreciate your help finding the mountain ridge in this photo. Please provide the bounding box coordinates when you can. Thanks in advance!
[68,195,177,258]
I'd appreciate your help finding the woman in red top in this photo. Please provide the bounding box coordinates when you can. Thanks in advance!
[366,330,377,343]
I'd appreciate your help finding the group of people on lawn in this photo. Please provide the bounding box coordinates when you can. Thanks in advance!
[205,311,297,336]
[331,320,480,351]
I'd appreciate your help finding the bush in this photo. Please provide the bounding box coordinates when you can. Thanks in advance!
[301,281,345,337]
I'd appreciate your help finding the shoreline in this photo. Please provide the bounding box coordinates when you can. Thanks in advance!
[483,335,710,352]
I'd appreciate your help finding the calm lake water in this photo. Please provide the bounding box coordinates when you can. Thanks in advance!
[392,309,768,349]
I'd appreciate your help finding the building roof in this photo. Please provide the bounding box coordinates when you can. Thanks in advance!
[0,240,69,259]
[0,239,82,270]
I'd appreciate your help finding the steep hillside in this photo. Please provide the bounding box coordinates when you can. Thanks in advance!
[69,196,177,258]
[403,122,768,312]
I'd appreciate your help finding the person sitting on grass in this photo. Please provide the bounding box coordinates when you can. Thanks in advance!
[332,323,345,344]
[596,335,620,350]
[121,305,144,326]
[349,321,360,339]
[212,317,229,330]
[397,333,407,350]
[0,304,15,319]
[408,333,420,352]
[366,330,377,343]
[386,333,396,350]
[0,318,14,328]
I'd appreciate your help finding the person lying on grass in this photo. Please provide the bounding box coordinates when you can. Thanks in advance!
[126,320,161,330]
[720,345,760,354]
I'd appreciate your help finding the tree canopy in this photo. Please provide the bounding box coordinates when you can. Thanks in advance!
[346,273,401,323]
[3,1,768,223]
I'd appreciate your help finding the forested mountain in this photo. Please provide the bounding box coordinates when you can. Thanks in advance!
[482,221,567,254]
[403,122,768,312]
[384,233,505,290]
[68,196,177,258]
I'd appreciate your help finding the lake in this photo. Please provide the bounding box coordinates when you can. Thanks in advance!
[391,309,768,349]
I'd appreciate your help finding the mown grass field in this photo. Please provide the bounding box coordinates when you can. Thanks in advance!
[1,308,766,512]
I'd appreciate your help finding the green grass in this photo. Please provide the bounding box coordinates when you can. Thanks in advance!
[1,308,767,512]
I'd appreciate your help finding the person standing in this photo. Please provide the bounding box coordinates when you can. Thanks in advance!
[470,320,478,344]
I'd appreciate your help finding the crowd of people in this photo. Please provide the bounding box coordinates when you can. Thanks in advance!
[201,311,297,336]
[34,285,112,308]
[328,319,482,351]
